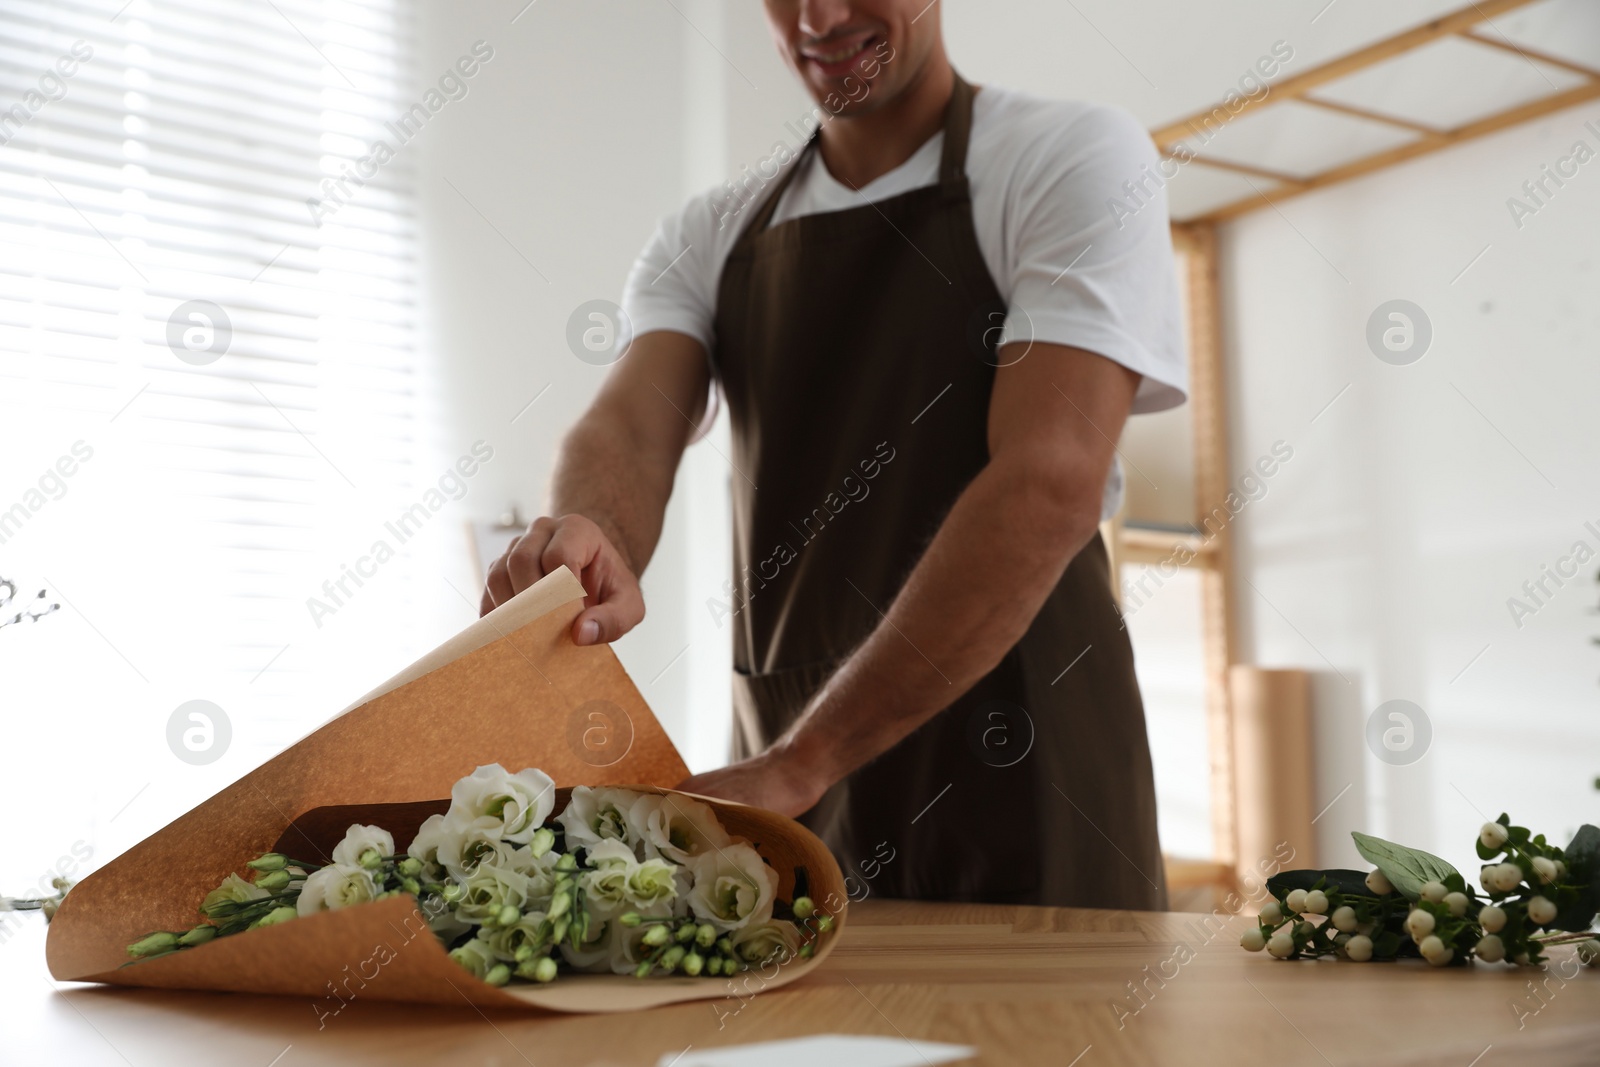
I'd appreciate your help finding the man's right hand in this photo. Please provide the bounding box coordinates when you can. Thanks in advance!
[479,513,645,645]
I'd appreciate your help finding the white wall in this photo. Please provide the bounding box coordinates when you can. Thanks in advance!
[1222,101,1600,870]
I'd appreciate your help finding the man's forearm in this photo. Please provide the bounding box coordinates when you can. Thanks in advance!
[772,452,1104,782]
[548,407,681,576]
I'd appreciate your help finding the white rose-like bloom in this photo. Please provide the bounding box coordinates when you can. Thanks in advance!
[408,813,451,882]
[447,764,556,845]
[687,843,777,932]
[296,864,380,917]
[640,794,733,865]
[437,816,507,882]
[454,862,534,926]
[582,839,639,917]
[331,823,395,868]
[732,919,803,965]
[559,786,652,856]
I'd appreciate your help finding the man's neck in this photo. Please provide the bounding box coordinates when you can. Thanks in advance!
[814,58,956,190]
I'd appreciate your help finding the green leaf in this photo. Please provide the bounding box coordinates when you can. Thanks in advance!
[1351,831,1460,902]
[1553,824,1600,932]
[1267,868,1377,900]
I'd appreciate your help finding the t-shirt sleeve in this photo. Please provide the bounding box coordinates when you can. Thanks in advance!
[620,195,722,352]
[1002,103,1187,413]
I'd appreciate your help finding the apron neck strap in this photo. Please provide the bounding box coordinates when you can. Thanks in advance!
[938,72,976,186]
[736,70,977,240]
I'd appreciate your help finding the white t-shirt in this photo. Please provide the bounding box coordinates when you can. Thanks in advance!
[622,85,1187,517]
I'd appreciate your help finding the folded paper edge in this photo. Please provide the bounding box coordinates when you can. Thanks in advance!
[336,565,587,712]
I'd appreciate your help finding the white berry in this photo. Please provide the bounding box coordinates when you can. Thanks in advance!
[1345,934,1374,962]
[1303,890,1329,915]
[1576,940,1600,967]
[1531,856,1558,885]
[1478,905,1506,933]
[1475,934,1505,963]
[1259,901,1282,924]
[1420,881,1447,904]
[1365,870,1393,896]
[1479,821,1509,851]
[1419,934,1445,960]
[1426,946,1454,967]
[1331,905,1359,932]
[1443,892,1469,918]
[1240,928,1266,952]
[1527,895,1557,925]
[1405,909,1435,941]
[1285,889,1308,914]
[1267,933,1295,959]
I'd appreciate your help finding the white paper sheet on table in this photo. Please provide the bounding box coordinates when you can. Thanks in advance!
[659,1034,976,1067]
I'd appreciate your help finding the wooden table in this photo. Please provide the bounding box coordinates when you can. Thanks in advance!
[8,899,1600,1065]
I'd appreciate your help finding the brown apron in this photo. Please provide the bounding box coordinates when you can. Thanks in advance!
[710,74,1167,910]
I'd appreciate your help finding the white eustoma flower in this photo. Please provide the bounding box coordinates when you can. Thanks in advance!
[331,823,395,869]
[447,764,556,845]
[639,794,732,865]
[437,816,507,882]
[454,862,534,926]
[732,919,802,965]
[687,843,776,932]
[296,864,379,916]
[408,813,451,882]
[558,786,651,856]
[582,839,639,917]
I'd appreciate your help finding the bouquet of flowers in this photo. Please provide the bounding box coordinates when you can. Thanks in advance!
[124,765,835,987]
[1242,815,1600,968]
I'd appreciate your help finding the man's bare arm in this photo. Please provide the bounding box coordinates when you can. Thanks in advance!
[480,330,710,644]
[678,342,1140,814]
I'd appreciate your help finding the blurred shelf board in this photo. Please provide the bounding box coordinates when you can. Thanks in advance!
[1155,0,1600,223]
[1117,524,1218,567]
[11,900,1600,1066]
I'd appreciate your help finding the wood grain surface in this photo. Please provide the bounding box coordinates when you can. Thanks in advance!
[14,898,1600,1066]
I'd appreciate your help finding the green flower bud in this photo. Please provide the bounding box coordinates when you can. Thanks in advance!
[555,853,577,872]
[682,951,705,977]
[529,828,556,859]
[551,917,570,945]
[634,960,654,979]
[696,923,717,948]
[254,869,291,892]
[127,932,180,958]
[675,921,697,943]
[548,891,571,920]
[534,956,558,983]
[178,925,217,947]
[815,914,834,934]
[497,904,521,927]
[792,896,815,919]
[400,877,421,895]
[397,857,423,877]
[799,942,815,958]
[251,906,298,929]
[441,882,464,903]
[359,848,384,871]
[706,957,723,976]
[643,924,671,947]
[619,911,643,927]
[660,945,686,972]
[716,936,733,955]
[485,963,512,987]
[246,853,288,872]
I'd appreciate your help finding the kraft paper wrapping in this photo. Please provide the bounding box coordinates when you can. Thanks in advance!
[46,566,847,1011]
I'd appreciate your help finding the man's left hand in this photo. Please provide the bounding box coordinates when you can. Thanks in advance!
[675,749,826,819]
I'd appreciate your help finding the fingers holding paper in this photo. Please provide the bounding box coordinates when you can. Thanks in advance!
[479,514,644,645]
